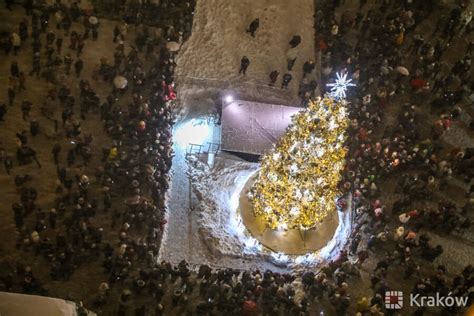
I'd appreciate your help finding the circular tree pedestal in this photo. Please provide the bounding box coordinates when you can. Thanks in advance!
[239,174,339,255]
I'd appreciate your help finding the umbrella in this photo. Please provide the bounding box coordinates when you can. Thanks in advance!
[399,213,410,223]
[89,16,99,25]
[113,76,128,89]
[396,66,409,76]
[166,41,180,52]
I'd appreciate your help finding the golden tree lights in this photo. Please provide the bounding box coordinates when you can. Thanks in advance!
[249,97,349,230]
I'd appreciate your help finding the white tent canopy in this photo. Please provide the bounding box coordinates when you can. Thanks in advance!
[0,292,96,316]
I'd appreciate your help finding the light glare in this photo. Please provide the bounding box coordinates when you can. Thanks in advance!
[174,118,211,146]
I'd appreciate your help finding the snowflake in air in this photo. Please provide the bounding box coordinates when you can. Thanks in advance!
[326,72,356,99]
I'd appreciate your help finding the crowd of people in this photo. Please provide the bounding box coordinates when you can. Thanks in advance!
[318,0,473,314]
[238,27,309,92]
[0,0,473,315]
[1,0,196,314]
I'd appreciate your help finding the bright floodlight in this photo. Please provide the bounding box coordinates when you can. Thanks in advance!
[326,72,356,99]
[174,118,211,146]
[225,95,233,103]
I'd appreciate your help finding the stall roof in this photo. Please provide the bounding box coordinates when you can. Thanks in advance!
[221,100,301,156]
[0,292,96,316]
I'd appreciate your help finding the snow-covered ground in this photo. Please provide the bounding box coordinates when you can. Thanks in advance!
[160,143,352,271]
[159,0,322,271]
[186,155,352,271]
[177,0,315,82]
[175,0,316,115]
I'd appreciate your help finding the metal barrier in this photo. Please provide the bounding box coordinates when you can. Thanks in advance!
[206,142,221,154]
[186,143,205,157]
[186,142,221,158]
[175,75,298,105]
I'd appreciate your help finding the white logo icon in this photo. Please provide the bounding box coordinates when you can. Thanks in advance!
[385,291,403,309]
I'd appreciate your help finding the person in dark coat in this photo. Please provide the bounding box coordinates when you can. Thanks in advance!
[289,35,301,48]
[281,73,292,88]
[30,120,39,136]
[64,54,73,75]
[11,61,20,77]
[56,38,63,54]
[4,156,13,174]
[19,19,28,41]
[269,70,279,86]
[0,103,6,121]
[2,36,12,55]
[113,25,120,43]
[23,0,33,16]
[74,58,83,77]
[18,72,26,91]
[76,35,85,56]
[302,60,315,78]
[49,208,57,229]
[52,143,61,165]
[5,0,13,10]
[8,83,15,106]
[247,18,260,37]
[239,56,250,75]
[30,52,41,77]
[12,202,24,229]
[62,15,72,35]
[21,100,32,120]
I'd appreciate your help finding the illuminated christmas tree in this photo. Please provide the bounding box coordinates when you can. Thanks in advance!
[249,96,349,230]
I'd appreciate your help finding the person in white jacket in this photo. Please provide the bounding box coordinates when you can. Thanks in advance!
[459,11,473,38]
[286,47,298,71]
[11,32,21,55]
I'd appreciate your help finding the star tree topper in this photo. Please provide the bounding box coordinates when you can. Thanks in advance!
[326,72,356,99]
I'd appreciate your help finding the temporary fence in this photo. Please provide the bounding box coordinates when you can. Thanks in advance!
[174,75,299,106]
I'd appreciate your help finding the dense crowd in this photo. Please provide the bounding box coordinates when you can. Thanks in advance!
[0,0,195,314]
[0,0,473,315]
[317,0,474,314]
